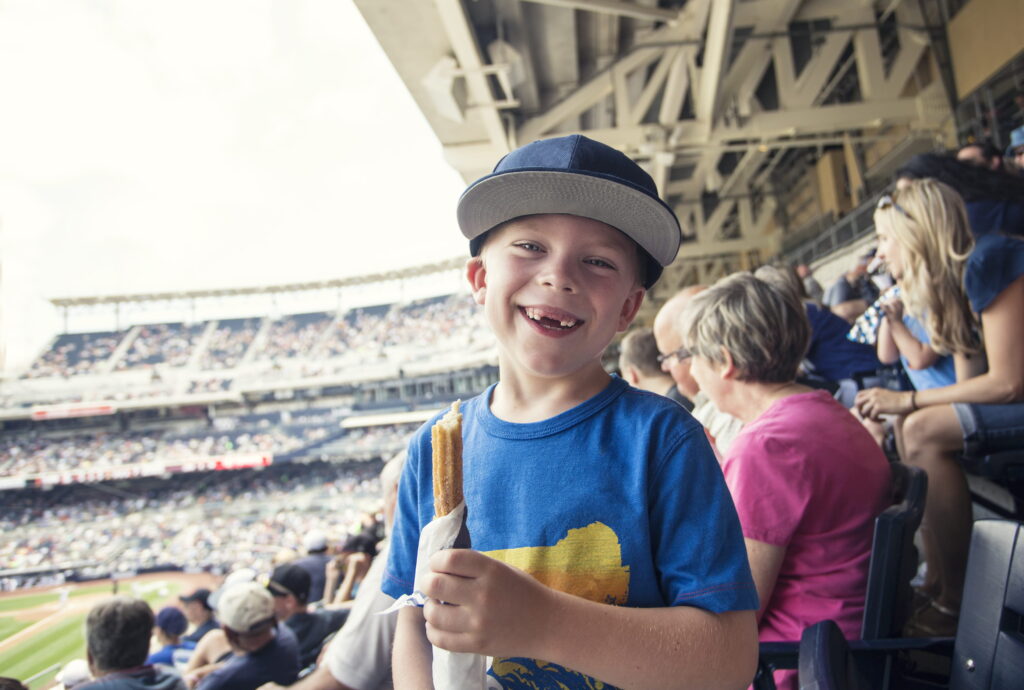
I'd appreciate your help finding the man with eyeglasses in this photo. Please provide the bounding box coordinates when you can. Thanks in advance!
[653,286,744,454]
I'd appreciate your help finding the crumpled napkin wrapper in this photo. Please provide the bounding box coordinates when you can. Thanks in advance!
[384,501,489,689]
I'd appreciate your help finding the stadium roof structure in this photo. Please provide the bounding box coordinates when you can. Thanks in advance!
[49,256,466,309]
[353,0,959,300]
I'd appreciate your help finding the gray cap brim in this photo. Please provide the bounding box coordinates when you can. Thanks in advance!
[457,170,681,270]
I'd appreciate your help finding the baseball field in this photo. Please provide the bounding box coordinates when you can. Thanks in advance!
[0,572,219,687]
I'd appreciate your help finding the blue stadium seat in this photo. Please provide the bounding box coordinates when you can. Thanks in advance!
[796,519,1024,689]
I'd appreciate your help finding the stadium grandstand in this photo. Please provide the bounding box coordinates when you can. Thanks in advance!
[2,1,1023,688]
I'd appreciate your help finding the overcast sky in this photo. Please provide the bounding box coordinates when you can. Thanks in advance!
[0,0,470,371]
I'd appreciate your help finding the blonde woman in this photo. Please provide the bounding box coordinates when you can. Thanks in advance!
[855,178,1024,635]
[683,273,890,690]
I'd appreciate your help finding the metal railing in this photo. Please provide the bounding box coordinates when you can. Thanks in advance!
[780,191,885,268]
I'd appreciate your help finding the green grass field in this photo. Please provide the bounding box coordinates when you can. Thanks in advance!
[0,580,182,688]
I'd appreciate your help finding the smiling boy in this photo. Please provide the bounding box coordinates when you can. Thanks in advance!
[384,135,759,689]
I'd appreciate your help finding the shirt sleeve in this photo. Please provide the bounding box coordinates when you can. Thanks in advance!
[965,233,1024,313]
[722,431,810,547]
[648,420,759,613]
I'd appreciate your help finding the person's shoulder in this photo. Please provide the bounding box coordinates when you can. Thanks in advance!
[614,382,705,438]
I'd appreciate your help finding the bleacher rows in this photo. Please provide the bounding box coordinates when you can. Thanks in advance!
[0,409,421,483]
[7,293,495,409]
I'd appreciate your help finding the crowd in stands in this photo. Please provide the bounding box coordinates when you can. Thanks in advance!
[201,319,260,371]
[1,461,383,582]
[118,323,206,371]
[23,331,125,379]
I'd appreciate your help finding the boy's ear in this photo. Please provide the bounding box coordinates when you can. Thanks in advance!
[466,257,486,305]
[616,286,645,332]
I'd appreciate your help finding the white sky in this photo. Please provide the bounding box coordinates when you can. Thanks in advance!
[0,0,471,372]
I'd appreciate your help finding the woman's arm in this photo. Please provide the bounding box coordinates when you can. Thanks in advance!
[745,538,785,622]
[876,315,900,365]
[880,298,939,370]
[856,275,1024,416]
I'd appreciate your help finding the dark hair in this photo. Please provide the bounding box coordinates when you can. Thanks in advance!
[958,140,1002,163]
[0,679,28,690]
[86,597,154,672]
[896,153,1024,203]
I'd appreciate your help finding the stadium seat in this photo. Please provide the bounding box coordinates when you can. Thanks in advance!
[795,519,1024,689]
[961,449,1024,520]
[753,464,927,689]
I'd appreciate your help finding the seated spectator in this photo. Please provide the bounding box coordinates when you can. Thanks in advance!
[896,152,1024,237]
[180,589,218,643]
[147,606,196,667]
[77,597,186,690]
[855,179,1024,635]
[617,327,680,402]
[824,252,880,322]
[754,265,881,406]
[682,273,891,690]
[1006,125,1024,175]
[293,531,332,605]
[258,452,405,690]
[267,563,349,668]
[795,264,823,303]
[196,582,299,690]
[956,140,1004,171]
[654,286,743,452]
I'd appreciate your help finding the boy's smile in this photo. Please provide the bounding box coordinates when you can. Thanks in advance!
[467,214,645,388]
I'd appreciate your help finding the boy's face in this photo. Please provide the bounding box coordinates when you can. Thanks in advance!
[467,214,645,382]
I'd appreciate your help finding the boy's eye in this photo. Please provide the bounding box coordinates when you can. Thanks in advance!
[585,258,616,270]
[513,241,543,252]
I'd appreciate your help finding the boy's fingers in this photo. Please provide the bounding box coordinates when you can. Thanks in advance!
[429,547,488,577]
[425,623,478,654]
[422,571,472,605]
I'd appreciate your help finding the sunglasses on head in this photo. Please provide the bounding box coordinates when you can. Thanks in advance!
[877,194,914,221]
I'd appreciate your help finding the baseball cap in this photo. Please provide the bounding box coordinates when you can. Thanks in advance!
[178,587,212,610]
[457,134,681,288]
[267,563,311,604]
[55,658,91,690]
[154,606,188,636]
[208,567,258,610]
[303,530,327,552]
[215,581,276,633]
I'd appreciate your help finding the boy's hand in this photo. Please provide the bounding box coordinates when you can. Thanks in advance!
[421,548,551,658]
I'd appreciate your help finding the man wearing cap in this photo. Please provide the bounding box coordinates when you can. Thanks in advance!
[1008,125,1024,175]
[146,606,196,667]
[267,562,349,667]
[292,531,332,605]
[196,582,299,690]
[76,597,185,690]
[823,252,880,322]
[179,588,218,643]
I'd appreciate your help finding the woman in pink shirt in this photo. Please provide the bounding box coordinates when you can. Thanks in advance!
[682,272,892,690]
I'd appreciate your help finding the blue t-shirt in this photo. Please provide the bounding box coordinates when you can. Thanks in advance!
[805,303,881,381]
[966,199,1024,238]
[146,640,196,666]
[965,233,1024,313]
[384,376,758,688]
[900,314,956,391]
[195,624,300,690]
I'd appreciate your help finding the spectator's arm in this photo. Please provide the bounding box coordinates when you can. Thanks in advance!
[875,316,900,365]
[258,665,352,690]
[393,606,434,689]
[885,318,939,370]
[744,538,785,622]
[333,553,370,604]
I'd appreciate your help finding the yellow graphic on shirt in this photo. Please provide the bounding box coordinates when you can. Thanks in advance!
[482,521,628,689]
[483,521,629,605]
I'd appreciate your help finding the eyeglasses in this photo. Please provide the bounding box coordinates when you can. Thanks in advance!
[657,346,692,365]
[877,194,914,221]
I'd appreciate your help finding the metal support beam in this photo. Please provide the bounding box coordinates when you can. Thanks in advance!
[518,0,679,23]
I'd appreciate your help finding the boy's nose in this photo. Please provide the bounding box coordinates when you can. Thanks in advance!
[539,256,578,293]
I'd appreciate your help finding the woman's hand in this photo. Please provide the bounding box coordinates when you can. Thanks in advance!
[855,387,915,420]
[880,296,904,321]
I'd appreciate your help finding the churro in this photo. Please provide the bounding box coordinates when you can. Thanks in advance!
[431,400,464,517]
